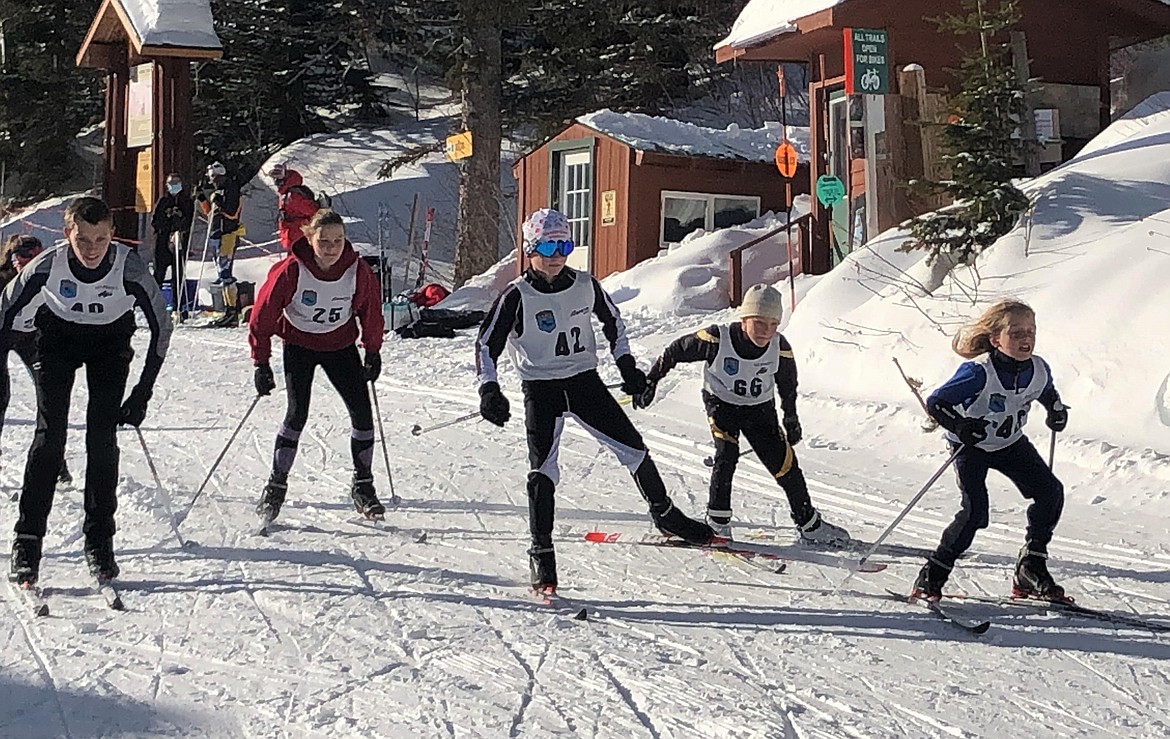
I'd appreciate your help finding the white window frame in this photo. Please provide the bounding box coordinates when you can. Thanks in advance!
[659,190,762,248]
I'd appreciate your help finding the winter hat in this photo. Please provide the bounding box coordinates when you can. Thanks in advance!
[267,162,287,181]
[521,208,573,254]
[738,283,784,322]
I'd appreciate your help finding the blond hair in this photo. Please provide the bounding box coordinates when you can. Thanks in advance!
[951,299,1035,358]
[301,208,343,236]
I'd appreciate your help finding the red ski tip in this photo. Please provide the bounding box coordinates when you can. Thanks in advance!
[584,531,620,543]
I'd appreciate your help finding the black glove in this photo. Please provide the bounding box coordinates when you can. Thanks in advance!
[616,355,647,397]
[782,415,803,445]
[254,364,276,396]
[119,385,152,427]
[479,381,510,427]
[956,417,990,447]
[364,352,381,382]
[1046,401,1068,432]
[633,378,658,410]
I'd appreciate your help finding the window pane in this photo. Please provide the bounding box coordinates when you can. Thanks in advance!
[662,197,708,243]
[713,197,759,229]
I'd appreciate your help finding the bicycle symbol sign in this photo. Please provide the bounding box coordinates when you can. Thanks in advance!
[860,68,881,92]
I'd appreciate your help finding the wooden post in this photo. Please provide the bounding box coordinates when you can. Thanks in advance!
[1011,31,1041,177]
[104,53,136,240]
[729,250,743,307]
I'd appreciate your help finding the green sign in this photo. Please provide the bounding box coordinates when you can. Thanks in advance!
[844,28,889,95]
[816,175,847,207]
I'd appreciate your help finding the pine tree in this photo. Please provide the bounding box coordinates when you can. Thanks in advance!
[903,0,1031,265]
[0,0,101,205]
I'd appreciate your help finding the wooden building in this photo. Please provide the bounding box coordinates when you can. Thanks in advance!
[512,111,810,279]
[76,0,222,238]
[716,0,1170,275]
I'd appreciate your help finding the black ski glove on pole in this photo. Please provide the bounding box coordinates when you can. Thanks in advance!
[364,352,382,382]
[1045,401,1068,432]
[633,378,658,409]
[782,415,803,445]
[119,385,152,427]
[616,355,647,397]
[479,381,510,427]
[255,364,276,397]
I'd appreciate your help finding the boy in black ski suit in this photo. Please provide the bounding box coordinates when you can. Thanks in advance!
[1,197,172,586]
[475,208,714,593]
[638,283,849,545]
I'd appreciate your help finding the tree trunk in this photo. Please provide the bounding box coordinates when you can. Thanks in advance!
[453,0,503,288]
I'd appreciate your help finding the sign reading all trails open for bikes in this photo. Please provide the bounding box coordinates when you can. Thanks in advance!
[843,28,889,96]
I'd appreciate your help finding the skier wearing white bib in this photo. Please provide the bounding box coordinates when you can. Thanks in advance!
[248,209,386,522]
[475,208,714,593]
[637,283,849,546]
[915,299,1068,602]
[1,197,172,585]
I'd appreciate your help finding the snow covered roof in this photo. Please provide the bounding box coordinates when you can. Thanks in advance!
[716,0,847,52]
[576,110,809,164]
[78,0,221,66]
[117,0,220,50]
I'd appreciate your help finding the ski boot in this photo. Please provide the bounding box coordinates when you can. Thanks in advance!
[207,308,240,329]
[9,534,42,586]
[351,476,386,520]
[797,509,851,547]
[255,474,288,522]
[84,537,120,582]
[529,545,558,593]
[652,502,716,544]
[705,515,733,541]
[910,558,951,602]
[1012,547,1069,602]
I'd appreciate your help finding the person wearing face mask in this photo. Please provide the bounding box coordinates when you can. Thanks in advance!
[475,208,714,595]
[636,283,850,547]
[0,235,72,486]
[915,299,1068,603]
[151,173,194,317]
[248,210,386,527]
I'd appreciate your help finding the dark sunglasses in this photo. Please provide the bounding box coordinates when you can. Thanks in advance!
[531,239,574,258]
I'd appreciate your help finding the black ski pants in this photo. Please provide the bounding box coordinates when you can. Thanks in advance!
[271,343,374,480]
[932,436,1063,567]
[707,398,815,527]
[523,370,671,548]
[15,333,131,542]
[0,331,41,442]
[154,229,189,306]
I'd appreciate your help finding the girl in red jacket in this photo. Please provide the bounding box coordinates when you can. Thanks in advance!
[248,210,386,524]
[269,164,320,252]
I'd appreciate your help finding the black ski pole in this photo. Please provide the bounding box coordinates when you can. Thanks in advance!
[411,411,479,436]
[369,381,400,505]
[176,394,262,528]
[135,428,187,548]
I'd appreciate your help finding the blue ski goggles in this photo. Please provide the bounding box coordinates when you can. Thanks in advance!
[528,239,574,258]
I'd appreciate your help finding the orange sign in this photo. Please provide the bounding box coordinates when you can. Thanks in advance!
[774,141,798,179]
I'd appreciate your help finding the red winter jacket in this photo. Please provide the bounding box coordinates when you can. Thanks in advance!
[248,237,384,364]
[276,170,320,251]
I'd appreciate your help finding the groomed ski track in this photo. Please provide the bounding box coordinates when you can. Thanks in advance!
[1,327,1169,738]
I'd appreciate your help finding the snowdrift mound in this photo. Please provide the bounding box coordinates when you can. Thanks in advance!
[783,93,1170,453]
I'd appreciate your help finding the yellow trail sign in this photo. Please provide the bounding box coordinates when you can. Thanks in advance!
[446,131,473,161]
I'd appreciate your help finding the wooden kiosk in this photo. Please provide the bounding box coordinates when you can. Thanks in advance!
[75,0,222,239]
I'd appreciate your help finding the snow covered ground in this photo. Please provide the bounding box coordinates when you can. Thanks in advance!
[6,98,1170,737]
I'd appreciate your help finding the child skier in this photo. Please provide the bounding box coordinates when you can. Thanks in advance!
[637,283,850,546]
[475,208,714,593]
[914,299,1068,602]
[1,197,172,586]
[0,235,72,485]
[249,209,386,524]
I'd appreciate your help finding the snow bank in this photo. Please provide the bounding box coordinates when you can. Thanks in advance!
[782,93,1170,452]
[717,0,845,51]
[119,0,221,50]
[0,194,77,245]
[578,109,809,162]
[435,251,518,312]
[603,199,812,317]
